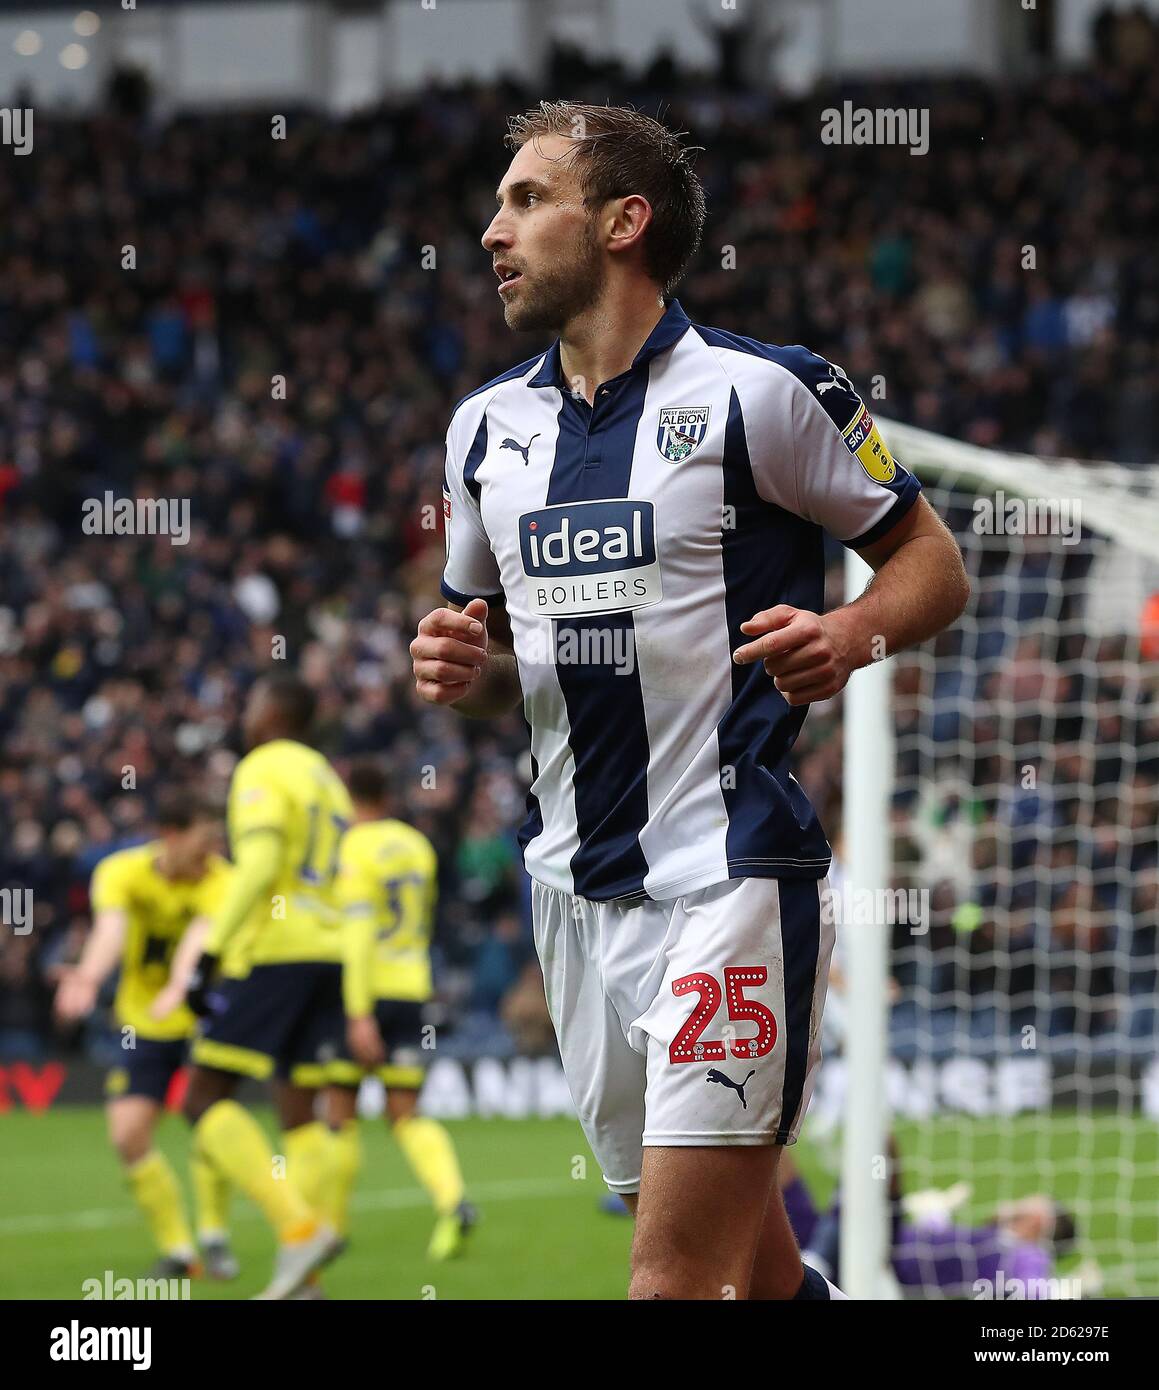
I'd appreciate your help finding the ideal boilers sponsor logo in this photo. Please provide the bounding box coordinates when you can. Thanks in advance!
[519,499,662,618]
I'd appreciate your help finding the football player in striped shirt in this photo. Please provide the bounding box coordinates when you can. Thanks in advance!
[325,762,476,1259]
[54,794,238,1280]
[413,101,970,1300]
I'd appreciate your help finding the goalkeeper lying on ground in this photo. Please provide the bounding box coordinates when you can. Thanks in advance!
[780,1143,1083,1299]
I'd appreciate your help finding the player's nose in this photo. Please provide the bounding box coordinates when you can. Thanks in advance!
[481,211,511,253]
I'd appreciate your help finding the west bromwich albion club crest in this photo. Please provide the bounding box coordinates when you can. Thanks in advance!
[656,406,710,463]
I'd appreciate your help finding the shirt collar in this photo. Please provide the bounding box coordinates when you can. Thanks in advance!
[527,299,692,390]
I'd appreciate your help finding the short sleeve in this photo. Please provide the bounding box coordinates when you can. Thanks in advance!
[736,346,921,548]
[228,751,290,849]
[90,854,132,913]
[440,414,504,606]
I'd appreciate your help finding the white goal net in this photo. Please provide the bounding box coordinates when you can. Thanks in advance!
[839,420,1159,1300]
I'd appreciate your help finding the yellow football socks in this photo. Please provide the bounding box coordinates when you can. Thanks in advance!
[190,1145,231,1242]
[194,1100,315,1243]
[393,1115,464,1216]
[125,1150,195,1259]
[324,1120,362,1236]
[285,1119,362,1235]
[284,1121,330,1214]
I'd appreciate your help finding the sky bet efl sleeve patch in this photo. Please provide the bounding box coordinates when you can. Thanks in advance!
[841,404,897,484]
[729,344,920,546]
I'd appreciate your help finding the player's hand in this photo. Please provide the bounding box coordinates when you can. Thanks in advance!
[185,951,221,1018]
[732,605,856,706]
[411,598,489,705]
[347,1015,386,1069]
[54,970,98,1024]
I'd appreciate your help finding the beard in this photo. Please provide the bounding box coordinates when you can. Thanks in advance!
[502,217,606,333]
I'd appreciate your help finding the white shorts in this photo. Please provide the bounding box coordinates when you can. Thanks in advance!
[532,875,834,1194]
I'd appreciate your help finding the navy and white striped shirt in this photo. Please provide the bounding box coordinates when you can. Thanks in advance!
[441,300,920,902]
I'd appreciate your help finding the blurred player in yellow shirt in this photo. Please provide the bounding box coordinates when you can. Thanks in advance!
[179,672,355,1300]
[54,795,238,1280]
[327,762,476,1260]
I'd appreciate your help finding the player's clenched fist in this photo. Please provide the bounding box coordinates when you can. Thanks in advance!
[732,604,856,707]
[411,597,489,705]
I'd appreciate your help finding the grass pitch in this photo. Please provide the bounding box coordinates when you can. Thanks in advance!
[1,1108,1154,1299]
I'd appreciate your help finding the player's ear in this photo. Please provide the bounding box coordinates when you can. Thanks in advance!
[606,195,653,257]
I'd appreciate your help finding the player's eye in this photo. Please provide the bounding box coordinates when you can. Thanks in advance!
[523,192,540,207]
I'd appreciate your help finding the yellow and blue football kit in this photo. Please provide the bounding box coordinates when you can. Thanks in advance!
[90,842,231,1102]
[192,739,353,1084]
[330,817,470,1250]
[332,818,438,1089]
[88,843,234,1263]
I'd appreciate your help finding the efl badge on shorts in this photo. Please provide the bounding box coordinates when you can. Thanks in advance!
[656,406,710,463]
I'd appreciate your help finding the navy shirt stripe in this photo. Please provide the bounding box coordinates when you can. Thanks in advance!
[463,413,489,501]
[716,387,832,876]
[776,879,823,1138]
[541,377,653,900]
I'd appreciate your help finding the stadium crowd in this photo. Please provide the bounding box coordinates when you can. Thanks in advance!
[1,11,1157,1062]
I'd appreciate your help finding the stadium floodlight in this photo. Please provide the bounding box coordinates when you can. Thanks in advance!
[841,420,1159,1299]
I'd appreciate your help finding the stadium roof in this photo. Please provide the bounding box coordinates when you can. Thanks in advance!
[0,0,386,7]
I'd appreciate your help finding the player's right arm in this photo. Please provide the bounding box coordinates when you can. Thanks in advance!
[411,597,521,716]
[184,762,287,1013]
[184,834,280,1014]
[55,857,130,1023]
[414,416,522,717]
[203,836,281,960]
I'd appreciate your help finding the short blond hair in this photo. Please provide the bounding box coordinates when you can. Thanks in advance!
[505,101,706,297]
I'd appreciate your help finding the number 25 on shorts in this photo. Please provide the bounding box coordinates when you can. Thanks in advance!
[669,967,777,1064]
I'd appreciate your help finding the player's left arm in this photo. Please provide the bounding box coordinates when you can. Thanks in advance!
[149,914,212,1020]
[732,354,969,705]
[338,853,378,1021]
[335,839,387,1067]
[153,859,232,1018]
[734,496,969,705]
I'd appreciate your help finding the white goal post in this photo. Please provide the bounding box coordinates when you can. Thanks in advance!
[839,419,1159,1300]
